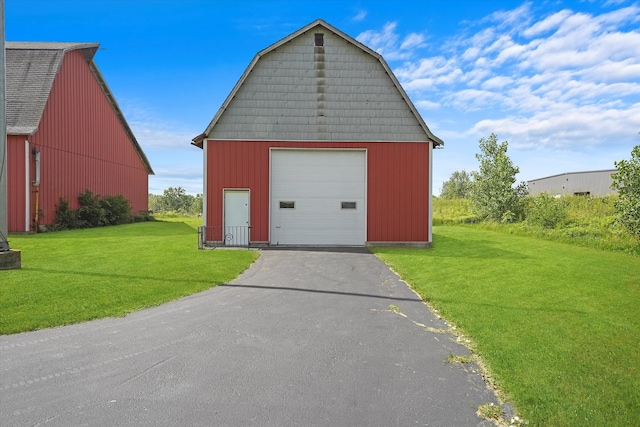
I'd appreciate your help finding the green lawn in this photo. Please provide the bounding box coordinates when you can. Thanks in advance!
[1,220,258,334]
[373,226,640,427]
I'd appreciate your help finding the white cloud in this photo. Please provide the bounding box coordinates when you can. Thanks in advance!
[132,125,198,150]
[121,99,198,150]
[394,56,462,88]
[519,6,640,72]
[481,76,513,90]
[415,100,440,110]
[471,102,640,148]
[463,68,492,87]
[149,174,202,195]
[597,5,640,27]
[356,22,428,61]
[357,22,400,57]
[581,59,640,82]
[149,166,203,195]
[400,33,426,50]
[371,2,640,154]
[352,9,367,22]
[523,9,572,37]
[462,46,480,61]
[120,99,203,194]
[486,2,532,30]
[447,89,507,112]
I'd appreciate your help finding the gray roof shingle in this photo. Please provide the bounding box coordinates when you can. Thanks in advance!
[6,42,99,134]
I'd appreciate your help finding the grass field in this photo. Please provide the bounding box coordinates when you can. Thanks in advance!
[1,219,258,335]
[373,226,640,426]
[432,196,640,255]
[5,214,638,425]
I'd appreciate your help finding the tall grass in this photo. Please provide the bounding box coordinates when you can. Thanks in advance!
[432,197,475,224]
[433,196,639,255]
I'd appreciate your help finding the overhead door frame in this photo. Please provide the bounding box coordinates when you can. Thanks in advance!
[269,147,367,246]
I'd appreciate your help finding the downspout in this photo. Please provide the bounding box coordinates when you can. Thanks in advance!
[24,139,29,231]
[428,141,433,245]
[202,139,207,227]
[32,147,40,232]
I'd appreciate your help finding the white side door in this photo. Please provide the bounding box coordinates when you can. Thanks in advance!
[224,190,249,246]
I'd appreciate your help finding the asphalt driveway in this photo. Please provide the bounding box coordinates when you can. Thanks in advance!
[1,248,498,426]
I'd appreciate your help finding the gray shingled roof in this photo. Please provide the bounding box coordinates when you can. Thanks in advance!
[6,42,98,134]
[193,19,443,148]
[5,42,153,174]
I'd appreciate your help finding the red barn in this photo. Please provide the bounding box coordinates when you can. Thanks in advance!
[6,42,153,232]
[193,20,442,247]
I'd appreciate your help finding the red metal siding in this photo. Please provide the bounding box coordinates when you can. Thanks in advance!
[7,135,27,232]
[205,140,431,244]
[17,50,149,228]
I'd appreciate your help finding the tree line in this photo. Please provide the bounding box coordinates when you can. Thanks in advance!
[148,187,203,215]
[440,133,640,238]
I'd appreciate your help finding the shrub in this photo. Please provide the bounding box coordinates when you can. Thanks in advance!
[101,194,132,225]
[525,193,569,228]
[133,210,155,223]
[52,191,147,231]
[54,197,81,230]
[76,190,106,228]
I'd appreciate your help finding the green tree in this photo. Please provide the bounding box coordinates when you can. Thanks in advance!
[192,194,203,215]
[162,187,190,212]
[611,144,640,237]
[148,193,162,212]
[440,170,472,199]
[469,133,528,222]
[148,188,203,215]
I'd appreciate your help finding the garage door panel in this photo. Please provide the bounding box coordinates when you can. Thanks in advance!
[273,185,362,199]
[271,150,366,245]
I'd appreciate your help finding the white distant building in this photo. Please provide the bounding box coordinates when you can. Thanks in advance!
[527,170,617,196]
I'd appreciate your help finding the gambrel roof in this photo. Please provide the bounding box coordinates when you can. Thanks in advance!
[6,42,153,174]
[193,19,443,147]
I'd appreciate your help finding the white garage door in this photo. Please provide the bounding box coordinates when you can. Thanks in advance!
[270,149,366,246]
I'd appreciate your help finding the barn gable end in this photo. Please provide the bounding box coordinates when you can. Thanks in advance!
[196,19,442,145]
[5,42,153,232]
[194,19,443,247]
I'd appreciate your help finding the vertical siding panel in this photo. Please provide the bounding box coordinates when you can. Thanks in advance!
[258,141,269,242]
[384,143,394,240]
[415,143,424,240]
[412,143,420,240]
[365,141,381,242]
[16,48,150,228]
[405,143,415,240]
[391,143,401,240]
[6,136,27,231]
[203,139,430,245]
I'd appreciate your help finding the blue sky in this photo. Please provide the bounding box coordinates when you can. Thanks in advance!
[6,0,640,195]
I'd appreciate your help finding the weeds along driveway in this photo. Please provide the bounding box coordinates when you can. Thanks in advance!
[1,248,498,426]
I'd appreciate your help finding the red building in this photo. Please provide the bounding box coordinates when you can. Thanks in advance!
[193,20,442,247]
[6,42,153,232]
